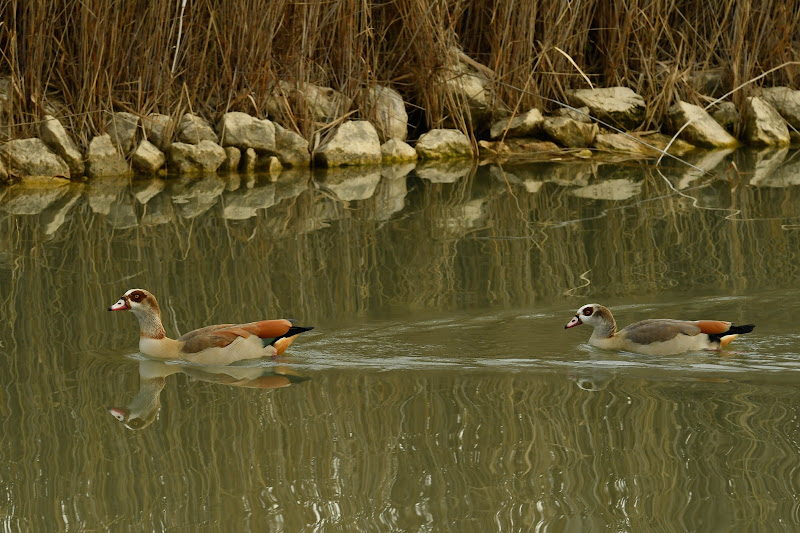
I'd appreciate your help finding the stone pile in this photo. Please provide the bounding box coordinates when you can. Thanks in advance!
[1,74,799,187]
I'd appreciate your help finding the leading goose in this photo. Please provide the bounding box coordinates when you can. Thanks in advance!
[565,303,754,355]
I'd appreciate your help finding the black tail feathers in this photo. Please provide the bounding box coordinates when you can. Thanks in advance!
[708,324,755,342]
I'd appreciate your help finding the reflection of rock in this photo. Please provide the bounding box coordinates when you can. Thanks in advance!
[744,148,793,187]
[371,176,408,220]
[106,199,139,229]
[316,167,381,201]
[673,148,734,189]
[140,193,174,225]
[436,197,487,233]
[295,196,342,233]
[274,168,311,202]
[488,165,542,193]
[222,182,276,220]
[571,178,642,201]
[132,178,166,204]
[381,162,415,180]
[169,175,226,218]
[488,161,593,189]
[4,183,70,215]
[40,186,83,235]
[415,159,472,183]
[85,177,129,215]
[753,153,800,187]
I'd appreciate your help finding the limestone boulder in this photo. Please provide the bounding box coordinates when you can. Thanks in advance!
[365,85,408,142]
[177,113,219,144]
[667,101,739,149]
[273,124,310,167]
[39,115,84,178]
[168,140,227,174]
[302,83,348,122]
[761,87,800,129]
[381,139,418,163]
[489,109,544,139]
[415,129,473,159]
[219,146,241,172]
[144,113,175,151]
[567,87,646,129]
[0,138,70,180]
[216,112,275,152]
[743,97,790,146]
[241,148,258,173]
[86,134,131,178]
[0,158,8,184]
[315,121,381,167]
[543,117,598,148]
[106,112,140,155]
[555,106,592,123]
[132,140,165,174]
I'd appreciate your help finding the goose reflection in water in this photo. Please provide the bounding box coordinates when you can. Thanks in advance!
[108,359,309,430]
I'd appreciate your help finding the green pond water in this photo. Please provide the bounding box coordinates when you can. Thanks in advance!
[2,148,800,531]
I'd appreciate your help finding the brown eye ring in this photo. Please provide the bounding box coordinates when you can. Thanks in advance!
[583,307,593,316]
[130,291,143,302]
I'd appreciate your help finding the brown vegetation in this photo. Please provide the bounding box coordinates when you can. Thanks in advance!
[1,0,798,145]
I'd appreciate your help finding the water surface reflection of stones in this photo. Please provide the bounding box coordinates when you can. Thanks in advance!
[4,182,71,215]
[169,174,227,218]
[316,166,381,201]
[572,178,642,201]
[415,159,472,183]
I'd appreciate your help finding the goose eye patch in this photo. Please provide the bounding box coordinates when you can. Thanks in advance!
[583,307,593,316]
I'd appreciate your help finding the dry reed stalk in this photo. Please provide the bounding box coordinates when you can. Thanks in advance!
[0,0,797,145]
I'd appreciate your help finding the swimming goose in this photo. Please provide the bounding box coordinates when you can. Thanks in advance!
[565,303,754,355]
[108,289,313,365]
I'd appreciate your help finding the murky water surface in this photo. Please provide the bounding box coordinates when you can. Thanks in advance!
[3,149,800,531]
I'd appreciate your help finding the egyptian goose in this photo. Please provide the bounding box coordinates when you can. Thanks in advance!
[109,360,309,430]
[565,303,754,355]
[108,289,313,365]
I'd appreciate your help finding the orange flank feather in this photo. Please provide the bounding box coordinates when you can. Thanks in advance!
[696,320,732,335]
[273,335,298,356]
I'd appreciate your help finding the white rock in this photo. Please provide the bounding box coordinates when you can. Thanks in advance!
[177,113,219,144]
[761,87,800,129]
[365,86,408,142]
[381,139,418,163]
[216,112,275,152]
[489,109,544,139]
[132,140,165,174]
[743,97,790,146]
[168,140,226,174]
[143,113,175,151]
[273,124,310,166]
[86,134,131,178]
[0,138,70,179]
[39,115,84,178]
[220,146,241,172]
[106,112,140,155]
[315,121,381,167]
[241,148,258,173]
[667,101,739,148]
[543,117,598,148]
[415,129,473,159]
[568,87,646,129]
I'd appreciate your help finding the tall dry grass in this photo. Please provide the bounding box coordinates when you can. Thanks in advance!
[0,0,798,145]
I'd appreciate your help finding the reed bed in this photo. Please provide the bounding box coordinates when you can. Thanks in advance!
[0,0,798,144]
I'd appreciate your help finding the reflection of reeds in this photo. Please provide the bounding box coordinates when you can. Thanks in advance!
[4,159,800,347]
